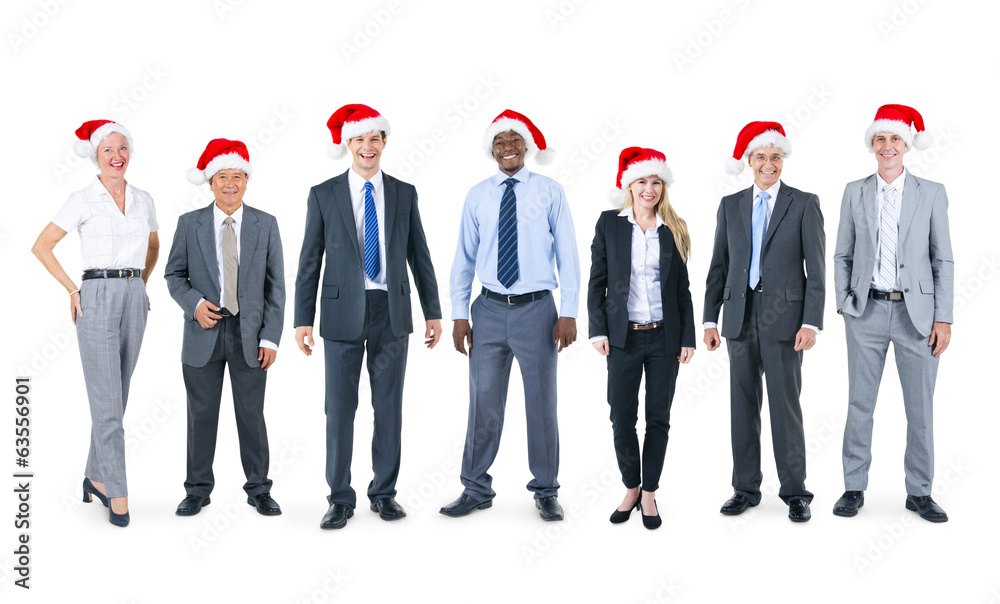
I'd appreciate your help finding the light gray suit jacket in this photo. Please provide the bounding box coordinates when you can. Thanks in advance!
[704,182,826,341]
[165,202,285,368]
[833,172,953,337]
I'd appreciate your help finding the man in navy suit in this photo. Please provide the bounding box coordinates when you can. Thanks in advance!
[294,104,442,530]
[165,138,285,517]
[704,122,825,522]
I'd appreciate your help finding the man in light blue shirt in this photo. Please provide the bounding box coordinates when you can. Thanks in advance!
[441,110,580,521]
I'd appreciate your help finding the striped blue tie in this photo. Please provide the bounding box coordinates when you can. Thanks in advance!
[748,191,769,289]
[364,181,380,281]
[497,177,519,289]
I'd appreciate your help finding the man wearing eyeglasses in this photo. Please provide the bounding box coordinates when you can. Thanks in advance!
[704,121,826,522]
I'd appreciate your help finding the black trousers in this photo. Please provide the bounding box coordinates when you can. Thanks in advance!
[323,290,408,509]
[725,288,812,504]
[182,315,272,498]
[606,327,679,492]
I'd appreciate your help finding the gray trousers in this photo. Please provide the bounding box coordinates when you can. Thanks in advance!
[76,277,148,498]
[843,298,938,496]
[182,315,271,498]
[725,288,811,505]
[461,293,560,502]
[323,290,407,509]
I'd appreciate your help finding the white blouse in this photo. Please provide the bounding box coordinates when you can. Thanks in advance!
[53,177,158,270]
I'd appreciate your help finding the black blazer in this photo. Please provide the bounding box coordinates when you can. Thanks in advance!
[588,210,696,354]
[294,170,441,340]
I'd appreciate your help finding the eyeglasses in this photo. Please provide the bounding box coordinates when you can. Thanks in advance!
[751,154,784,164]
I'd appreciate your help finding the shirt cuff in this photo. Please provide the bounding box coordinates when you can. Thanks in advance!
[801,324,818,333]
[703,322,718,330]
[259,339,278,351]
[589,335,608,343]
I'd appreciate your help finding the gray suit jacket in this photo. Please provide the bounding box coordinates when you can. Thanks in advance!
[833,172,953,336]
[704,181,826,341]
[293,170,441,340]
[164,202,285,368]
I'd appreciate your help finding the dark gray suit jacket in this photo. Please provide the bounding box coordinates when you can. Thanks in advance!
[588,210,696,354]
[294,170,441,339]
[164,202,285,367]
[703,181,825,341]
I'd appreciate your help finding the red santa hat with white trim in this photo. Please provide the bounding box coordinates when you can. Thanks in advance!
[326,104,391,160]
[483,109,555,165]
[186,138,252,185]
[610,147,673,205]
[74,119,135,160]
[724,121,791,175]
[863,104,932,151]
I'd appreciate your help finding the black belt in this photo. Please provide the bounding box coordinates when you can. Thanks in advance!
[628,321,662,331]
[869,289,904,301]
[481,287,551,306]
[219,308,238,317]
[751,282,763,293]
[82,268,142,280]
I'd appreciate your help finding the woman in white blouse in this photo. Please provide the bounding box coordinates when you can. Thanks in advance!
[587,147,695,529]
[32,120,159,527]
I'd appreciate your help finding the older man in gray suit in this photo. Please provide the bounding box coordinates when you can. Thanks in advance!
[704,121,825,522]
[833,104,953,522]
[165,139,285,517]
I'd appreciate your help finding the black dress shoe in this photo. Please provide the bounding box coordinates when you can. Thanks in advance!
[320,503,354,529]
[905,495,948,523]
[640,501,662,530]
[82,478,109,508]
[247,493,282,516]
[833,491,864,517]
[371,497,407,521]
[720,494,758,515]
[610,500,639,524]
[176,494,211,516]
[788,498,812,522]
[535,496,564,521]
[109,506,130,527]
[439,494,493,517]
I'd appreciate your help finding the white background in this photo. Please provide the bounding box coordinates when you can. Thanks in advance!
[2,0,998,601]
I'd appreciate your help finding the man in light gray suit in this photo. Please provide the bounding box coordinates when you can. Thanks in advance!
[165,138,285,517]
[705,121,825,522]
[833,104,953,522]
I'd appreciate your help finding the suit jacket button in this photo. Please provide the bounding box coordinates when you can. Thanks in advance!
[741,292,745,297]
[899,263,904,268]
[904,288,909,293]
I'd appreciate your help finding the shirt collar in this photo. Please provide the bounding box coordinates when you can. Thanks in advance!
[348,166,383,194]
[491,166,530,187]
[752,180,780,203]
[91,176,133,201]
[619,206,664,228]
[876,168,907,194]
[213,202,244,226]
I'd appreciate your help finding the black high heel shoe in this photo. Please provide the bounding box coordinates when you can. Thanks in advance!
[83,478,109,508]
[109,501,130,527]
[610,499,640,524]
[640,500,662,530]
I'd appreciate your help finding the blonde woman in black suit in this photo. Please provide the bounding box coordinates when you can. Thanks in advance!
[587,147,695,529]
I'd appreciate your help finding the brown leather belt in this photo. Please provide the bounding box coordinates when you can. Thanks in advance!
[628,321,662,331]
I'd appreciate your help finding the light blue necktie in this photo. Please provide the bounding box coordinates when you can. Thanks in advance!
[748,191,770,289]
[364,181,380,281]
[497,178,519,288]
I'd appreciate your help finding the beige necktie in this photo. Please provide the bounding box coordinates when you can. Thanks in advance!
[223,216,239,315]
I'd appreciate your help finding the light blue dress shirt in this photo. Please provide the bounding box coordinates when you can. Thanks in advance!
[450,167,581,320]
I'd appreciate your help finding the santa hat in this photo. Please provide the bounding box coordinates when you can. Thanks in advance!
[186,138,252,185]
[483,109,554,165]
[74,119,135,160]
[864,104,932,151]
[610,147,673,205]
[724,121,791,175]
[326,104,391,160]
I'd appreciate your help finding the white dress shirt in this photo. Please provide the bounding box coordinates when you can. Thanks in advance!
[52,177,158,270]
[871,168,906,291]
[703,181,817,334]
[347,167,388,291]
[205,203,276,351]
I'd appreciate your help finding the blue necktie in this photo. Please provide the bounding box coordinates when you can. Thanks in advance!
[497,178,519,289]
[748,191,770,289]
[364,181,380,281]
